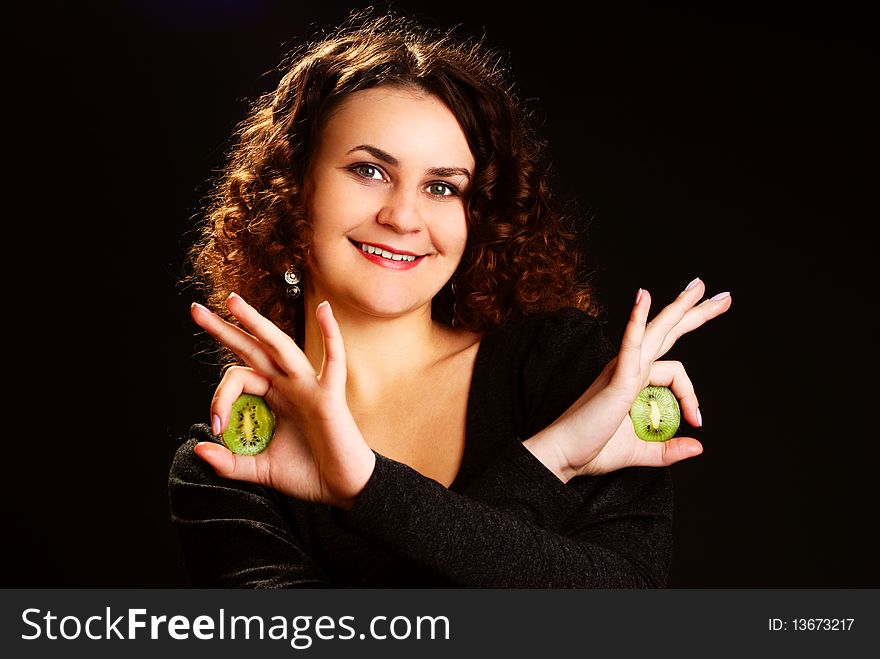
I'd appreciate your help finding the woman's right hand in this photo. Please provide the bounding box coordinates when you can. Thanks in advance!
[523,278,732,481]
[190,294,376,509]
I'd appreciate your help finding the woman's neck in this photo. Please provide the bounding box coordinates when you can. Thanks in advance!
[302,295,450,406]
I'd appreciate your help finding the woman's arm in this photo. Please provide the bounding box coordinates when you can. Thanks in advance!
[191,282,728,504]
[331,443,673,588]
[169,426,330,588]
[181,284,728,587]
[170,425,670,588]
[328,308,674,588]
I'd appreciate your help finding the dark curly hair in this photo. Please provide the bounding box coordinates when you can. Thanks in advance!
[186,9,598,354]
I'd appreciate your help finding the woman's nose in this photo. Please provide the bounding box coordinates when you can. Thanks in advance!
[376,187,423,234]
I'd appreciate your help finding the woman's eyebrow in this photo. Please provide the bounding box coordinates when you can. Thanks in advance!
[427,166,471,180]
[347,144,471,180]
[347,144,398,166]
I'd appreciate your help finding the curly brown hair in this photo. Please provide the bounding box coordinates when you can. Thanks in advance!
[185,9,598,353]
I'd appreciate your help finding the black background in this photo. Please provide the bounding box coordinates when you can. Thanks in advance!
[7,1,876,587]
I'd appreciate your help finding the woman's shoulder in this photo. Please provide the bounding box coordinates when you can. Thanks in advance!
[473,308,615,435]
[168,423,286,504]
[495,305,604,337]
[169,423,226,486]
[483,307,613,370]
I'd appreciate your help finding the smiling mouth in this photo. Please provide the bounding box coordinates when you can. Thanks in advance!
[349,239,422,262]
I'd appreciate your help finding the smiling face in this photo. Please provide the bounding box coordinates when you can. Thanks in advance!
[301,85,474,319]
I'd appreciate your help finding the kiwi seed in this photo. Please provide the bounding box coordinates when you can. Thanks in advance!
[221,394,276,455]
[629,386,680,442]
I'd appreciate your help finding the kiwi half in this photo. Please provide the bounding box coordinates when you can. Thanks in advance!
[630,386,680,442]
[221,394,276,455]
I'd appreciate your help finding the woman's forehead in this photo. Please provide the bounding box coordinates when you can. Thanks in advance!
[318,86,475,169]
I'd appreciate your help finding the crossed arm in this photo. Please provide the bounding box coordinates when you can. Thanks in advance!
[188,279,730,502]
[170,278,729,587]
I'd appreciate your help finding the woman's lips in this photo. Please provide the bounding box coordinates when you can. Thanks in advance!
[349,239,426,270]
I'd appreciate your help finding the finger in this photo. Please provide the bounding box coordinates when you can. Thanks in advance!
[193,441,262,484]
[210,365,272,435]
[316,301,347,391]
[191,302,284,377]
[615,288,652,383]
[226,293,315,377]
[642,277,706,361]
[648,360,701,428]
[657,291,732,357]
[634,436,704,467]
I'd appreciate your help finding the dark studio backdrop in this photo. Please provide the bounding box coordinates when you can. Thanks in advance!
[7,1,876,588]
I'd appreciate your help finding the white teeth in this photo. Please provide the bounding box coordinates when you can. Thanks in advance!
[357,242,417,262]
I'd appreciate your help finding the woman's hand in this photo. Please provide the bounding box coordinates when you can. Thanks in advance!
[523,278,732,481]
[189,294,375,509]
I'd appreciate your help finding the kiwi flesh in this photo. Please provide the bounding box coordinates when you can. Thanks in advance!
[221,394,276,455]
[629,386,680,442]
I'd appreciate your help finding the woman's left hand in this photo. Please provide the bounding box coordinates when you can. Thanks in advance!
[189,294,375,509]
[524,279,732,481]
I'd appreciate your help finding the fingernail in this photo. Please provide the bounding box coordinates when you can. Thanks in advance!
[227,291,239,301]
[696,408,703,427]
[635,288,643,304]
[212,414,221,436]
[192,302,211,314]
[710,291,730,301]
[685,277,701,291]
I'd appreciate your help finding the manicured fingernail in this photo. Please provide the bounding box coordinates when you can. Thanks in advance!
[696,408,703,427]
[212,414,221,436]
[192,302,211,314]
[635,288,643,304]
[227,291,239,301]
[710,291,730,301]
[685,277,701,291]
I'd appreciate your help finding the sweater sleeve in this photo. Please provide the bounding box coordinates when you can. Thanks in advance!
[333,446,671,588]
[460,309,672,542]
[332,309,673,588]
[168,424,330,588]
[457,307,618,527]
[169,309,673,588]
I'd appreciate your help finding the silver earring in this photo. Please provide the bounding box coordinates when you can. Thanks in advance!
[284,267,301,298]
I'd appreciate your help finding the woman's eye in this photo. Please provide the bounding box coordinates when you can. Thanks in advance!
[426,182,457,197]
[352,164,384,180]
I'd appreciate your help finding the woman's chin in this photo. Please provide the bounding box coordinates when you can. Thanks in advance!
[307,280,441,321]
[348,293,434,320]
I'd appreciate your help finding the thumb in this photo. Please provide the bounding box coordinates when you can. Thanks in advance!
[654,436,704,466]
[316,301,347,391]
[194,442,261,483]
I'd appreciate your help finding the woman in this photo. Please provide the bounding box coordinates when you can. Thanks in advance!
[169,10,731,587]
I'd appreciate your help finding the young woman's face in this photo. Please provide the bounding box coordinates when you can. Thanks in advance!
[301,85,474,319]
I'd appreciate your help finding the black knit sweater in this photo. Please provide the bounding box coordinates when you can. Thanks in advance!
[168,308,673,588]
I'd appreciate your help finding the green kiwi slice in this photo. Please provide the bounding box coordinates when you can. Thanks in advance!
[221,394,276,455]
[629,386,680,442]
